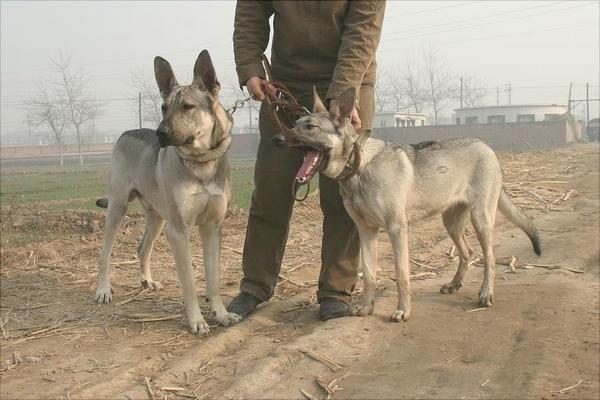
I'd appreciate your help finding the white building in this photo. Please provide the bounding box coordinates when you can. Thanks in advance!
[374,111,428,128]
[454,104,567,125]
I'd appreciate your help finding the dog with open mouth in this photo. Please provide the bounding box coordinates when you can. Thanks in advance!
[274,87,541,322]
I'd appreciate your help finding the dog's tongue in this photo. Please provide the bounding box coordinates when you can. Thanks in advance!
[296,150,322,183]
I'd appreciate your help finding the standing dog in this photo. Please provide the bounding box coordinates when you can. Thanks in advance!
[95,50,241,335]
[273,88,541,322]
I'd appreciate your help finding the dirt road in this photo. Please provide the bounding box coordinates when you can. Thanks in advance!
[1,144,598,399]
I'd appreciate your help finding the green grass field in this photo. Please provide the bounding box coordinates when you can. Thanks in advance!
[1,159,258,211]
[0,158,319,212]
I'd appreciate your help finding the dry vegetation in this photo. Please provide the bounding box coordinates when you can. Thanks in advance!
[0,144,598,399]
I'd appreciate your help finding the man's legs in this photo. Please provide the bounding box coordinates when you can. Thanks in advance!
[317,85,375,317]
[233,104,303,310]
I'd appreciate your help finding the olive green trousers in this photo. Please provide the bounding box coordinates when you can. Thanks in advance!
[239,85,374,304]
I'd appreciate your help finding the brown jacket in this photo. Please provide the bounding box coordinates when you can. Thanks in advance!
[233,1,385,101]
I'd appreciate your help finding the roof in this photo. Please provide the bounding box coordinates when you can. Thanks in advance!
[375,111,428,117]
[454,104,566,112]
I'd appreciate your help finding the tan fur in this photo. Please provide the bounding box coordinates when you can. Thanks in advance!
[94,51,241,335]
[275,88,541,321]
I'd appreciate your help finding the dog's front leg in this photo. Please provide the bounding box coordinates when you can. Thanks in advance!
[199,224,242,327]
[388,222,411,322]
[165,222,209,335]
[353,225,378,316]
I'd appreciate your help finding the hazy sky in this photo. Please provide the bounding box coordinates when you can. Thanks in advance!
[1,0,599,136]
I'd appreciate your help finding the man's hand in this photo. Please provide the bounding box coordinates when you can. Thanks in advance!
[350,107,361,130]
[246,76,277,101]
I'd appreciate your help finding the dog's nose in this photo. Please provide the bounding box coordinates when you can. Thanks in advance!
[272,134,286,147]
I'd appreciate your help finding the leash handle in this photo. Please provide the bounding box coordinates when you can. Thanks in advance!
[292,179,311,202]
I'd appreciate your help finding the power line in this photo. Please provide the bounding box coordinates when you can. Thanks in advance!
[384,1,473,19]
[384,1,567,36]
[381,2,596,43]
[378,22,598,54]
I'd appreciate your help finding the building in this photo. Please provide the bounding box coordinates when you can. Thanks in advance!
[454,104,567,125]
[374,111,428,128]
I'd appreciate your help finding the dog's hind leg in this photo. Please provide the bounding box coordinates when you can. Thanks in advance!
[199,223,242,327]
[470,206,497,307]
[95,196,128,304]
[138,208,165,291]
[440,204,471,294]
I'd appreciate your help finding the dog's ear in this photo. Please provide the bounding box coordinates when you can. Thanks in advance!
[193,50,220,96]
[154,56,178,100]
[312,87,327,113]
[330,87,356,125]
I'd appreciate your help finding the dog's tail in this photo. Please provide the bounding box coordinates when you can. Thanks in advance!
[497,188,541,256]
[95,197,109,208]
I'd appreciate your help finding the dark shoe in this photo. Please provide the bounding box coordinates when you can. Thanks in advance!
[227,292,262,317]
[319,298,352,321]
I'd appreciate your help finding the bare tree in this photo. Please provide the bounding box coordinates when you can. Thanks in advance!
[374,67,389,112]
[384,68,407,112]
[422,47,455,125]
[402,57,426,114]
[455,74,488,108]
[26,83,68,166]
[130,69,162,128]
[52,53,104,164]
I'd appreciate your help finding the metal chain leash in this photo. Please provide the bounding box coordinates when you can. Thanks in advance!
[226,94,255,116]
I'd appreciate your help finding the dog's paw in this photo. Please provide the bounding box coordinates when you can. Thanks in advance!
[188,316,211,336]
[95,285,113,304]
[216,312,243,327]
[479,287,494,307]
[390,308,410,322]
[141,279,163,291]
[440,280,463,294]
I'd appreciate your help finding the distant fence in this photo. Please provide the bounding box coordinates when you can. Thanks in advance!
[373,120,582,151]
[0,143,114,159]
[0,120,581,160]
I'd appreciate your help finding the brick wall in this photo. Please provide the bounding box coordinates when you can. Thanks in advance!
[0,120,576,159]
[372,120,572,151]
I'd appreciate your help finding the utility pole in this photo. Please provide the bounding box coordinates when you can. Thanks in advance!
[586,82,590,127]
[138,92,142,129]
[506,83,512,105]
[496,86,500,105]
[567,82,573,114]
[460,77,463,109]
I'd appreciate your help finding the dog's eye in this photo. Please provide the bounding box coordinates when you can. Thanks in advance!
[182,103,195,111]
[305,123,318,130]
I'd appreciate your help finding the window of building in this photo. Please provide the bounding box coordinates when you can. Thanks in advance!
[517,114,535,122]
[465,116,478,124]
[487,115,505,124]
[420,120,425,126]
[395,117,401,127]
[456,117,461,125]
[544,113,562,121]
[380,119,387,127]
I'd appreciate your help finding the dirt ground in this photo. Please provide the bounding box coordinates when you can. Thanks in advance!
[1,143,598,400]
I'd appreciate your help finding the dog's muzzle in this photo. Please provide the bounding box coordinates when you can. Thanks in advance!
[156,129,171,148]
[272,133,286,147]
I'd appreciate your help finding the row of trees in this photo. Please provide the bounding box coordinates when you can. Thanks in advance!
[375,48,488,124]
[26,54,104,166]
[24,48,489,166]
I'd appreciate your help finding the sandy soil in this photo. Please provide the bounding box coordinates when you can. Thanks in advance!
[1,143,598,400]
